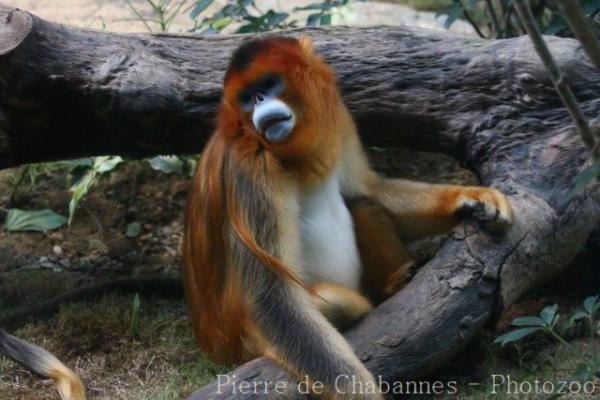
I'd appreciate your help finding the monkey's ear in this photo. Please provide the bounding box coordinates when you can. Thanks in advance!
[298,35,315,57]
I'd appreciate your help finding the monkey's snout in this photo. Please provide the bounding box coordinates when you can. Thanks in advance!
[252,98,295,143]
[261,114,292,132]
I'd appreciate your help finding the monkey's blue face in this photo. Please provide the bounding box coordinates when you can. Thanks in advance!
[237,74,296,143]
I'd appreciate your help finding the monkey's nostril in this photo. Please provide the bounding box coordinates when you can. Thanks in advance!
[254,93,265,104]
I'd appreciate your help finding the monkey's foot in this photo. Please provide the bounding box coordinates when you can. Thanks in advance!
[454,187,513,230]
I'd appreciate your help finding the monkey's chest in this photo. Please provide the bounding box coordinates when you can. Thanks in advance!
[299,177,361,290]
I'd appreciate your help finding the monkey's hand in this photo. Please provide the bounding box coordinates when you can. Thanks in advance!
[452,187,513,231]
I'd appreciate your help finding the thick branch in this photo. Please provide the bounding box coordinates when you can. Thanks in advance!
[0,6,461,169]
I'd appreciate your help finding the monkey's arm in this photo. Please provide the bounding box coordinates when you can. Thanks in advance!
[339,137,512,241]
[370,178,513,241]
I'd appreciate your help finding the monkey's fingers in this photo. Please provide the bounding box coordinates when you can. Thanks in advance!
[454,187,513,231]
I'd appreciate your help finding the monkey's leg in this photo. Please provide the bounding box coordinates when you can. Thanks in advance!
[243,283,376,375]
[371,178,513,241]
[0,329,85,400]
[311,282,373,330]
[348,198,414,304]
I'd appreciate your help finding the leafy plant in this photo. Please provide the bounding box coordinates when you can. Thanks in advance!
[68,156,123,225]
[7,163,66,205]
[494,304,566,347]
[189,0,364,32]
[569,159,600,198]
[294,0,359,26]
[190,0,294,33]
[129,293,142,337]
[438,0,600,39]
[4,209,67,232]
[495,295,600,383]
[123,0,190,33]
[148,155,196,176]
[190,0,215,19]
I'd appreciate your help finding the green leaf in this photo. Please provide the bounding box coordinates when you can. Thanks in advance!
[583,295,600,315]
[211,16,233,30]
[566,310,589,329]
[129,293,142,337]
[264,11,289,27]
[465,0,479,9]
[69,172,96,225]
[67,159,94,186]
[294,3,330,11]
[191,0,215,18]
[148,156,185,175]
[125,222,142,238]
[584,0,600,16]
[540,304,559,327]
[543,16,567,35]
[570,363,593,381]
[65,158,94,168]
[494,327,543,347]
[95,156,123,173]
[5,209,67,232]
[511,316,546,327]
[437,2,464,29]
[235,23,257,33]
[320,13,332,25]
[306,12,321,26]
[569,160,600,199]
[68,156,123,225]
[185,157,197,177]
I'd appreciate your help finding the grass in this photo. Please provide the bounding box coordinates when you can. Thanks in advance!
[4,297,598,399]
[448,334,600,399]
[0,269,72,312]
[0,295,229,400]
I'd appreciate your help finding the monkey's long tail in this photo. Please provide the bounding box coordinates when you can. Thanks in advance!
[0,329,85,400]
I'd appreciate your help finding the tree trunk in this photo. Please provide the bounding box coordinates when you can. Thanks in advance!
[0,5,599,400]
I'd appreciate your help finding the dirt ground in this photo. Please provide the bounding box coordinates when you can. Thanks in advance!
[0,150,479,400]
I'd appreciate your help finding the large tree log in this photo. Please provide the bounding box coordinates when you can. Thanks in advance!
[1,5,599,400]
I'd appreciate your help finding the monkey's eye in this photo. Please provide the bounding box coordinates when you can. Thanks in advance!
[238,91,253,110]
[260,74,284,96]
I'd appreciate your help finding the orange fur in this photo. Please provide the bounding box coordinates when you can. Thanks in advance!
[184,136,244,362]
[348,198,413,304]
[311,282,373,330]
[185,35,366,369]
[220,37,343,184]
[184,37,340,363]
[184,35,513,394]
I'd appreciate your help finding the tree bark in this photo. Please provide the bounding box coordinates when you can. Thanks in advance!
[0,5,599,400]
